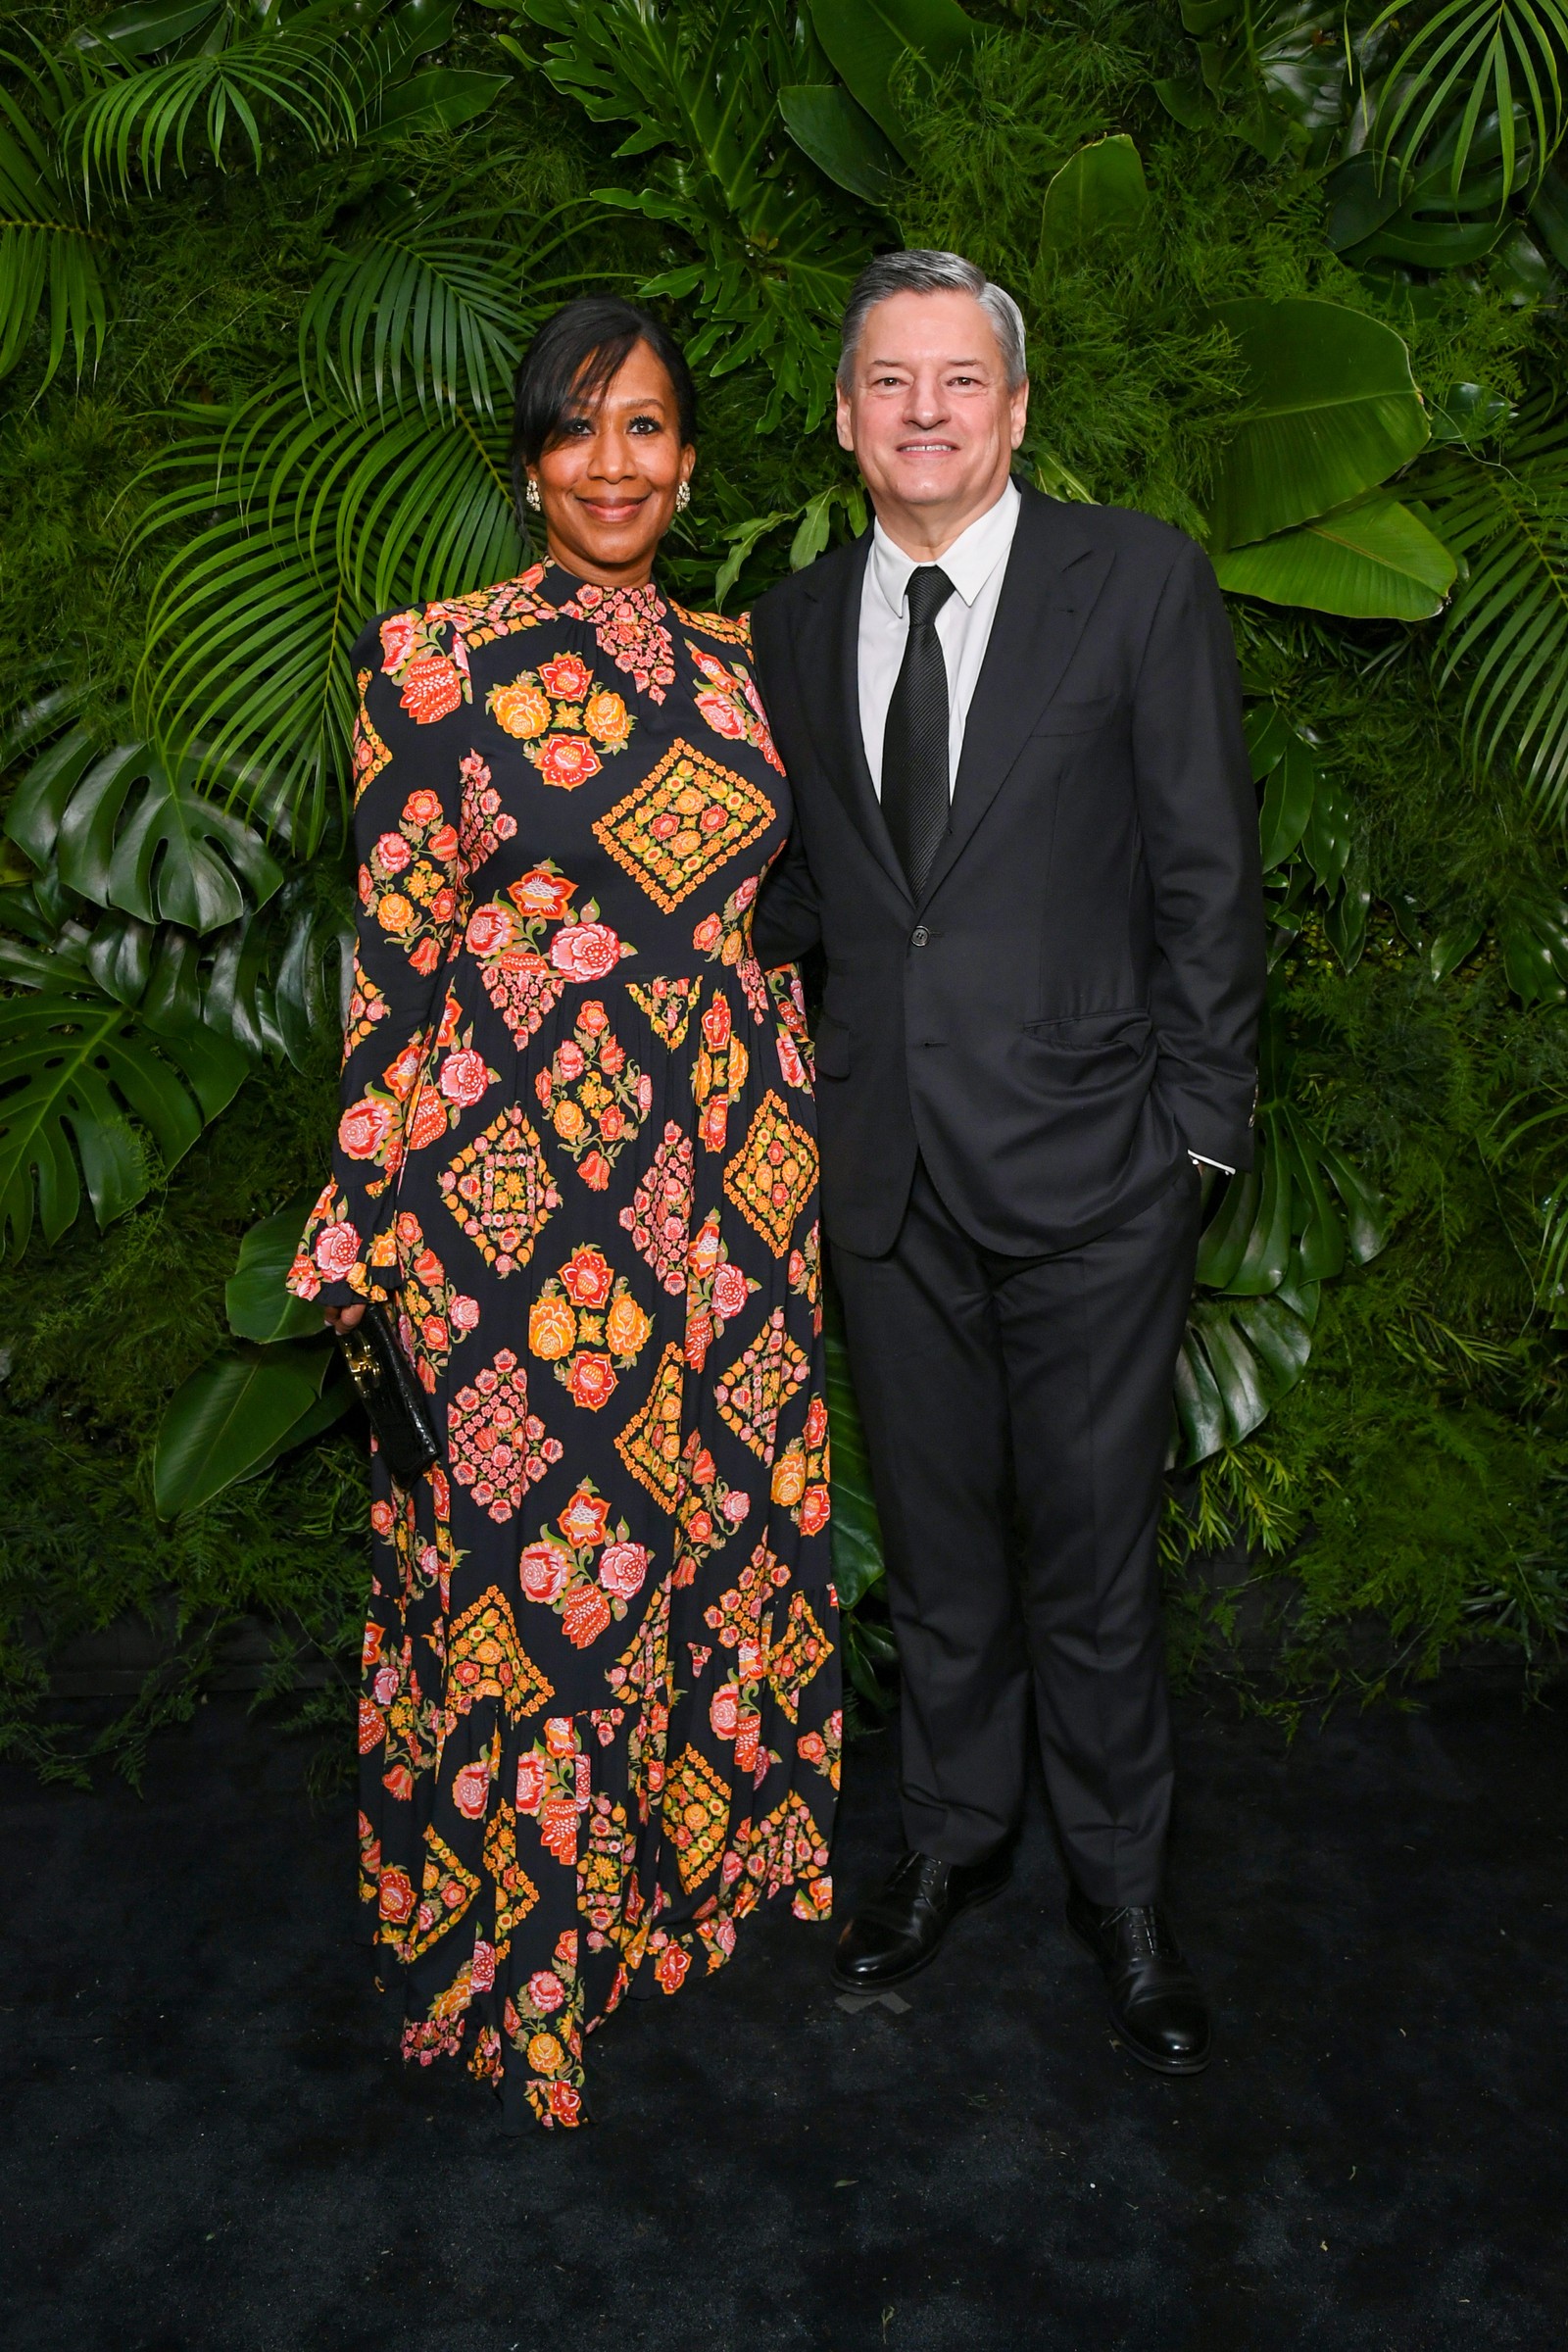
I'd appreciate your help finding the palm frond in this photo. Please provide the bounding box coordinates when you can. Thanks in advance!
[1431,416,1568,821]
[0,41,109,389]
[130,383,519,842]
[1367,0,1568,197]
[297,198,598,421]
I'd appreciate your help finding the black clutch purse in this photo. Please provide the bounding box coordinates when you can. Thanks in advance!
[334,1302,439,1486]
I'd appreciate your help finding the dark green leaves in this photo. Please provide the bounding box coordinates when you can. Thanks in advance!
[1039,134,1149,260]
[224,1186,327,1342]
[0,957,249,1255]
[7,728,284,931]
[778,83,898,204]
[154,1339,344,1518]
[1215,490,1456,621]
[1210,299,1430,551]
[0,39,108,390]
[805,0,974,153]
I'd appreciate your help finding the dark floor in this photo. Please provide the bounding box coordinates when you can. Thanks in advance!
[5,1667,1566,2352]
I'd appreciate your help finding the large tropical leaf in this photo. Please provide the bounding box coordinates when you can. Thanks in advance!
[130,384,519,838]
[0,40,109,390]
[824,1302,885,1607]
[1366,0,1568,201]
[1326,110,1526,270]
[1039,134,1149,259]
[6,725,284,930]
[225,1186,327,1341]
[1214,489,1456,619]
[805,0,974,153]
[154,1338,343,1518]
[0,953,249,1254]
[1209,298,1430,550]
[1174,1281,1318,1463]
[777,83,898,204]
[1428,419,1568,821]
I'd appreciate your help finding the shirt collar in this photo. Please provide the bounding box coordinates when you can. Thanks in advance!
[868,478,1021,619]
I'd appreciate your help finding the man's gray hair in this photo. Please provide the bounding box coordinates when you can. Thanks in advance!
[838,250,1027,392]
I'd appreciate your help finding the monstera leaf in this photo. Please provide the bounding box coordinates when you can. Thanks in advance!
[0,956,249,1254]
[1214,490,1456,619]
[5,726,284,932]
[1175,1282,1318,1463]
[1209,299,1430,551]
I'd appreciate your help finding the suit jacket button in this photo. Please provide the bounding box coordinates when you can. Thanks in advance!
[910,925,929,947]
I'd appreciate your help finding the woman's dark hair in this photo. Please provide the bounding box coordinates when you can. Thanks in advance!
[510,297,697,526]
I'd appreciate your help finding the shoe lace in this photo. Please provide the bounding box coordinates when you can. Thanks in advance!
[1105,1904,1181,1963]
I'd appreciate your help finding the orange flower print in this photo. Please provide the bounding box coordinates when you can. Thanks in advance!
[536,735,602,790]
[529,1293,577,1361]
[564,1352,617,1411]
[400,655,465,723]
[452,1759,490,1820]
[509,868,576,921]
[562,1583,612,1646]
[559,1488,611,1548]
[654,1943,690,1994]
[605,1290,653,1357]
[488,678,552,739]
[376,892,415,935]
[538,654,592,702]
[378,1867,416,1925]
[696,689,747,741]
[583,688,631,748]
[339,1096,392,1160]
[561,1246,614,1309]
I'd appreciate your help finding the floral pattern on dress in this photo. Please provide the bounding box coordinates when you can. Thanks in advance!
[289,568,837,2130]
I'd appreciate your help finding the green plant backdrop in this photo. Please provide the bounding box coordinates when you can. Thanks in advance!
[5,0,1568,1778]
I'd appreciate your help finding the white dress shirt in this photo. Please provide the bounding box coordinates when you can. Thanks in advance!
[858,478,1020,797]
[854,476,1231,1175]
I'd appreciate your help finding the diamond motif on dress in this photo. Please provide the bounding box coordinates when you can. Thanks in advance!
[613,1341,686,1513]
[440,1104,560,1275]
[448,1586,554,1722]
[713,1308,809,1462]
[765,1591,833,1722]
[627,974,705,1051]
[447,1349,564,1523]
[722,1091,819,1256]
[478,956,566,1049]
[618,1120,694,1295]
[483,1801,540,1944]
[406,1824,481,1960]
[662,1743,731,1892]
[760,1791,830,1890]
[592,739,775,912]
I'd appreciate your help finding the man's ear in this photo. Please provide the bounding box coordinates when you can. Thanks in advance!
[835,385,856,453]
[1009,378,1030,451]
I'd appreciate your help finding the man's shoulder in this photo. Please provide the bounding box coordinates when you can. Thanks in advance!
[752,533,866,631]
[1027,488,1199,566]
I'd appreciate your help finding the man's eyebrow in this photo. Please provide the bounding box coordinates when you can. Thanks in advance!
[861,354,991,369]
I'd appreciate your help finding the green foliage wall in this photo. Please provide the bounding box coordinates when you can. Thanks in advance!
[5,0,1568,1771]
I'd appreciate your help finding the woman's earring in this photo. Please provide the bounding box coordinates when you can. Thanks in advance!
[524,478,542,513]
[675,481,691,514]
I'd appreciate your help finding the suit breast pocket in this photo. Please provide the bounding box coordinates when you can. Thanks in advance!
[1030,694,1119,739]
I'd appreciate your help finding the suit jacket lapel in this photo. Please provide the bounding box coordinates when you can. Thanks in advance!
[917,490,1111,907]
[798,535,912,906]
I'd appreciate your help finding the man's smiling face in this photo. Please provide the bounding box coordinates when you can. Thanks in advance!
[836,286,1028,553]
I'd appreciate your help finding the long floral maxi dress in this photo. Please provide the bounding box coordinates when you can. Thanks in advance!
[286,561,840,2130]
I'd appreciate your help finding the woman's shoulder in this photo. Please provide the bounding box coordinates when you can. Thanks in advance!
[352,565,565,726]
[669,599,753,652]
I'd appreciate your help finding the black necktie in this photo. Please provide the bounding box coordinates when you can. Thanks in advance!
[881,564,956,898]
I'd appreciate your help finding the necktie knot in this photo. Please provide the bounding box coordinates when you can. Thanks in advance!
[906,565,955,631]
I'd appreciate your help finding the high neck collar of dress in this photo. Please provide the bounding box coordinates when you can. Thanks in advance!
[538,560,666,613]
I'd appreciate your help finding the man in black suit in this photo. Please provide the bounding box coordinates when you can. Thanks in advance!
[750,251,1265,2073]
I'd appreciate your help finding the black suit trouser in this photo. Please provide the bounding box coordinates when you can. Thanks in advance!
[832,1155,1202,1907]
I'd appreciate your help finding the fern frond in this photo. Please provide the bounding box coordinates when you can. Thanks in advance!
[1432,417,1568,822]
[0,41,109,389]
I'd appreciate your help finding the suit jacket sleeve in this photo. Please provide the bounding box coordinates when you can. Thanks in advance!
[748,592,824,969]
[1131,539,1266,1171]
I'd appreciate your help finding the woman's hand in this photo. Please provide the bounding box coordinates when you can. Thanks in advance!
[323,1302,367,1334]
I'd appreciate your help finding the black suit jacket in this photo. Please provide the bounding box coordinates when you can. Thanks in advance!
[750,481,1266,1258]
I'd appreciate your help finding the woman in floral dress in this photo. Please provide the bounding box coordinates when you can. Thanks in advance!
[287,300,839,2130]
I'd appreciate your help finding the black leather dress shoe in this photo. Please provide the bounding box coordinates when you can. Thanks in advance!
[831,1846,1012,1992]
[1066,1885,1212,2075]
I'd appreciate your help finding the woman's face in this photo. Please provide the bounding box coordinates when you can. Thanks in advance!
[530,340,694,589]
